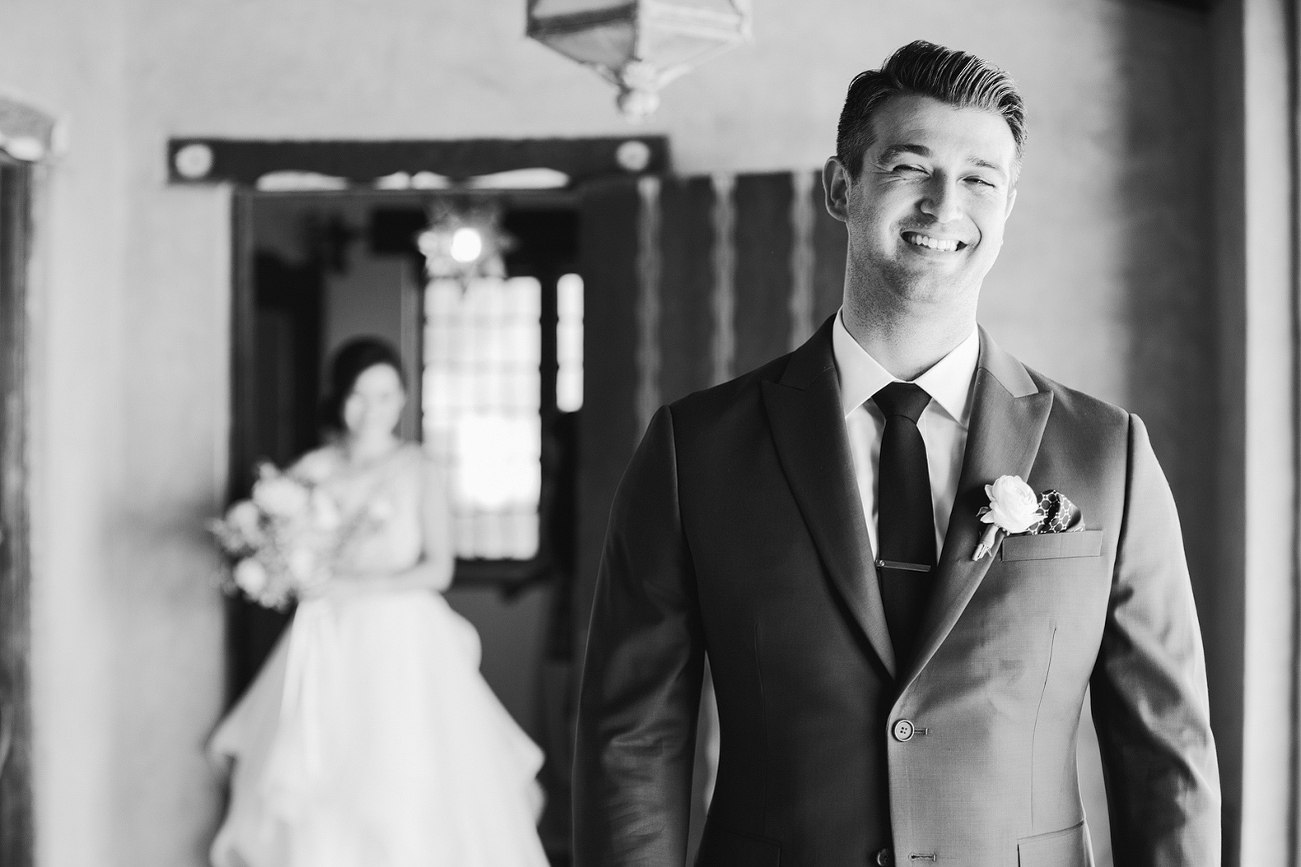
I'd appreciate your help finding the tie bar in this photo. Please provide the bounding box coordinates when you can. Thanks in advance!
[875,559,932,573]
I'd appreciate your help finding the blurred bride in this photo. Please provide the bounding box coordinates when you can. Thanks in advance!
[209,337,549,867]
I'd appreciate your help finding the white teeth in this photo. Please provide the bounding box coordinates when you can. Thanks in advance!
[904,232,960,252]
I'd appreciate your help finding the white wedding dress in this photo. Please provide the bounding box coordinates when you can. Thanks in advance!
[209,444,548,867]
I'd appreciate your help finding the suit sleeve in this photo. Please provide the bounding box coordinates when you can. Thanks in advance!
[573,405,705,867]
[1090,413,1221,865]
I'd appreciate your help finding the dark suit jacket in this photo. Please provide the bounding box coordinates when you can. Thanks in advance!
[574,318,1220,867]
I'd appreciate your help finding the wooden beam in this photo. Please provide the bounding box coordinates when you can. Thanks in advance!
[168,137,669,187]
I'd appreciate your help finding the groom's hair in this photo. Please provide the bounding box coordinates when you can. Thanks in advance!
[835,40,1026,180]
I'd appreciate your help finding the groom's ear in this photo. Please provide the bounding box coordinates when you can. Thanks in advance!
[823,157,850,223]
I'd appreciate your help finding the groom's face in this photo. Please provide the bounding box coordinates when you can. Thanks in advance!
[826,93,1018,310]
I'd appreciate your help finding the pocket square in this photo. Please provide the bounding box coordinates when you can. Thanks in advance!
[1024,490,1085,535]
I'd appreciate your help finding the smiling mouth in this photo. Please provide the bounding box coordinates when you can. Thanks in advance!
[902,231,966,253]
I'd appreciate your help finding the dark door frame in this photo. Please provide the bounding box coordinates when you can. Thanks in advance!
[0,137,47,867]
[0,89,56,867]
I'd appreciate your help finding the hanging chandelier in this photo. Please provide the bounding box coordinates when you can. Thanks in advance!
[526,0,752,120]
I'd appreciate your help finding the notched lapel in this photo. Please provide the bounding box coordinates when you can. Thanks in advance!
[901,331,1053,689]
[761,325,897,679]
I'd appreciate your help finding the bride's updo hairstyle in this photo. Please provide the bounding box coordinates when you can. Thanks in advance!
[321,336,407,434]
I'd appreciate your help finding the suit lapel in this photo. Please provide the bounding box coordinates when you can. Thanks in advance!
[899,328,1053,689]
[762,319,897,679]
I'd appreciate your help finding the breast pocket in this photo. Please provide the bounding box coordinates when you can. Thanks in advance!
[1000,529,1104,561]
[979,528,1110,628]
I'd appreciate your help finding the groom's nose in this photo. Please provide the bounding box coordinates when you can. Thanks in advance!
[918,174,962,224]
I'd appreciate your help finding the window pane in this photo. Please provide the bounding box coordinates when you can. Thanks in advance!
[557,273,584,412]
[422,275,542,560]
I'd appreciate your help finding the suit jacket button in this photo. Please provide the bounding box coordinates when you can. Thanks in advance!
[875,848,894,866]
[892,719,915,742]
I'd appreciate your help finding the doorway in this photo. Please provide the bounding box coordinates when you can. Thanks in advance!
[175,135,669,867]
[228,184,583,859]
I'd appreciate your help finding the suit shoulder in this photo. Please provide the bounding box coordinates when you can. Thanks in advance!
[665,353,791,425]
[1026,366,1132,436]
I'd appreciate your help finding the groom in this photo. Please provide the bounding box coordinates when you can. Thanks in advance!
[574,41,1220,867]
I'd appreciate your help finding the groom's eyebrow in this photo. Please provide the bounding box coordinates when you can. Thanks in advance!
[877,144,930,162]
[969,157,1008,179]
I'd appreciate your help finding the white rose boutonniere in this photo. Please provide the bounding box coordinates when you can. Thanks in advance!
[973,474,1044,560]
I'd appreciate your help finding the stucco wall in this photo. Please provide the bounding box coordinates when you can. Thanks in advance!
[0,0,1220,864]
[0,2,132,865]
[1214,0,1295,861]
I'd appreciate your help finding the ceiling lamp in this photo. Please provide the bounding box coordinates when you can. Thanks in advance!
[417,199,514,288]
[527,0,752,120]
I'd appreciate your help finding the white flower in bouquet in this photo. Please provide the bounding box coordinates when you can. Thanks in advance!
[209,459,372,608]
[226,500,265,547]
[208,499,265,557]
[233,557,269,596]
[252,470,311,518]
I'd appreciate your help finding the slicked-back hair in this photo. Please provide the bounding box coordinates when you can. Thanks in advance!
[836,40,1026,179]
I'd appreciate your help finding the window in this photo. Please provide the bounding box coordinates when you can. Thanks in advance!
[421,271,583,564]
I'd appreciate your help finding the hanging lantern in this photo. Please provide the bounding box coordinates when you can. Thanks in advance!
[526,0,752,120]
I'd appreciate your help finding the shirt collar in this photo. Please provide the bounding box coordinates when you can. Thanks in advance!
[831,309,979,427]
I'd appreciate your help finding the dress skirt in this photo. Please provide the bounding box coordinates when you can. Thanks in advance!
[209,590,549,867]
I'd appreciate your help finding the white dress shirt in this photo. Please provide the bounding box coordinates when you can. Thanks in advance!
[831,310,980,557]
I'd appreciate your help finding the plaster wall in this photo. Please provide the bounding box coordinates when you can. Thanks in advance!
[1213,0,1296,862]
[0,0,1220,864]
[0,2,136,865]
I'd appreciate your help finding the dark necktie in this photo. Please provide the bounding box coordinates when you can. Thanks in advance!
[872,381,937,669]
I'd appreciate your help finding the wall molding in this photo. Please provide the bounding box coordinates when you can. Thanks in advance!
[167,137,669,188]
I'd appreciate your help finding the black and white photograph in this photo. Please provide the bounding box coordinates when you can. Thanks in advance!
[0,1,1293,865]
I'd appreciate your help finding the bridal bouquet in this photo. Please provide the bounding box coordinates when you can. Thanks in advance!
[210,462,347,608]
